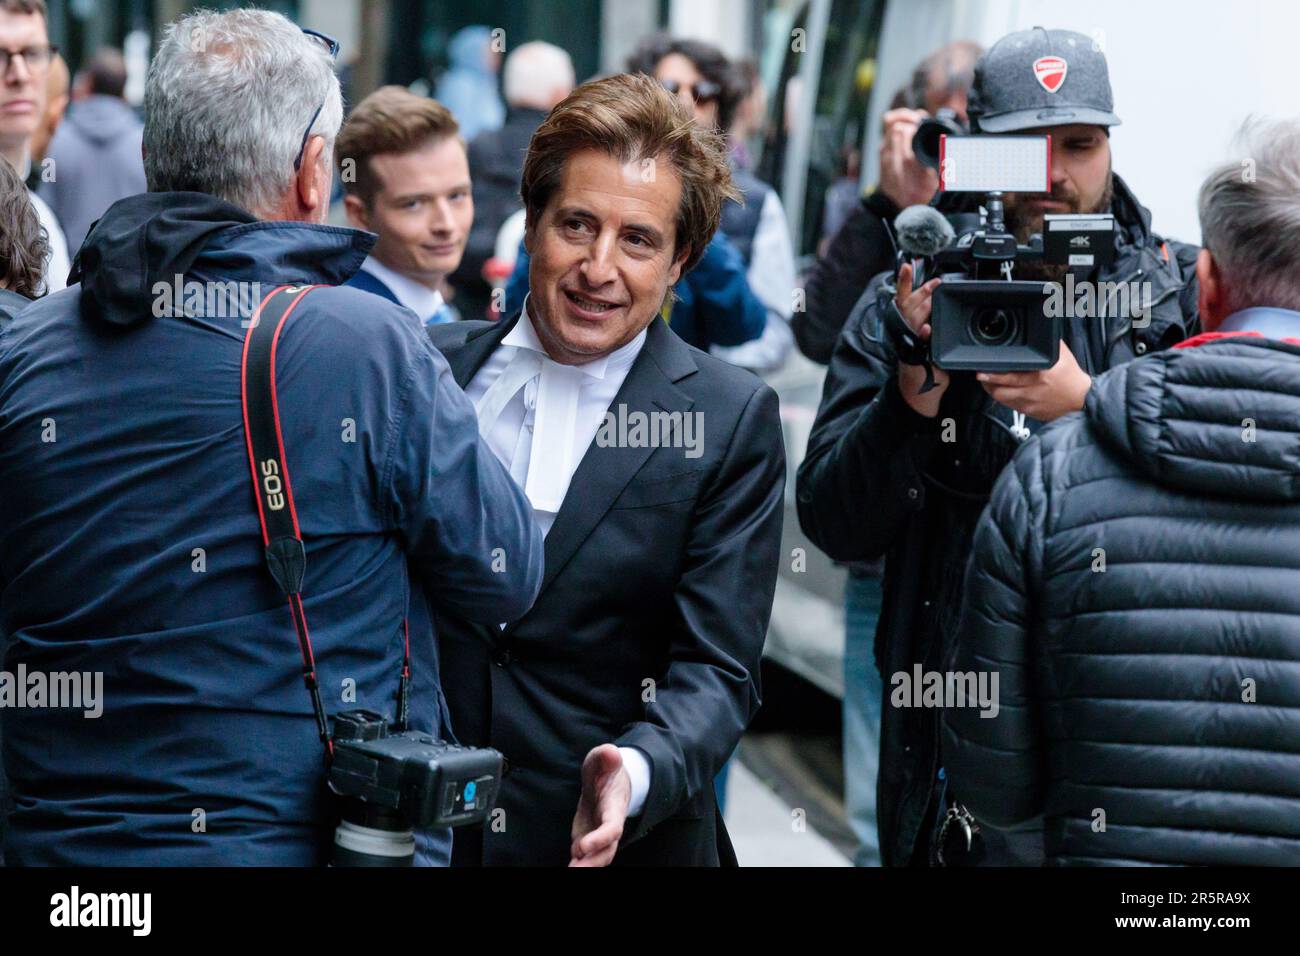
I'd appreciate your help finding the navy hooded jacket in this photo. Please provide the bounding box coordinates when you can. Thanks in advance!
[0,192,544,865]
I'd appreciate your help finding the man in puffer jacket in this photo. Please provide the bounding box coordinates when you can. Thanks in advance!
[943,118,1300,866]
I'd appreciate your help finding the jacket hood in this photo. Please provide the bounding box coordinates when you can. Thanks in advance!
[66,95,140,144]
[71,191,375,327]
[1087,335,1300,502]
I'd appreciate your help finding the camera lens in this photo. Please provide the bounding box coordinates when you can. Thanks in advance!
[331,802,415,867]
[970,308,1018,347]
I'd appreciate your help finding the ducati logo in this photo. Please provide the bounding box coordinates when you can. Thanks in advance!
[1033,56,1068,93]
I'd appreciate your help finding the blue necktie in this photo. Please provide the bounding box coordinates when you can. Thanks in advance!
[425,303,455,327]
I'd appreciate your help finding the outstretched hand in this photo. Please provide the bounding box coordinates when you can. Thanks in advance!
[569,744,632,867]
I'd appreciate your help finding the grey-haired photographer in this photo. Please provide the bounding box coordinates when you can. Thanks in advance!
[0,7,542,866]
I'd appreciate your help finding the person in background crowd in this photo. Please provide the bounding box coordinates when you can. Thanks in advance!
[26,46,62,169]
[818,143,861,257]
[795,40,981,365]
[451,40,574,320]
[39,47,146,254]
[0,146,42,315]
[431,72,784,867]
[435,25,505,143]
[630,34,796,375]
[0,153,48,866]
[945,118,1300,867]
[338,86,471,327]
[0,8,542,866]
[0,0,68,292]
[728,58,765,173]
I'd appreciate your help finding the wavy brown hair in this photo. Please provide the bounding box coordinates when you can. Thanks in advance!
[521,72,739,273]
[0,158,48,298]
[336,86,462,208]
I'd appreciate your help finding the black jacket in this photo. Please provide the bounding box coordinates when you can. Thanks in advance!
[795,174,1200,866]
[944,331,1300,866]
[428,313,786,866]
[795,190,901,364]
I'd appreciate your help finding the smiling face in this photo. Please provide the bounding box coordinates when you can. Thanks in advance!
[345,136,473,287]
[0,9,48,153]
[1004,123,1113,242]
[524,148,687,365]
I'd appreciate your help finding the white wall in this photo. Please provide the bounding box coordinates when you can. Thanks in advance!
[603,0,663,75]
[669,0,752,60]
[299,0,362,53]
[865,0,1300,243]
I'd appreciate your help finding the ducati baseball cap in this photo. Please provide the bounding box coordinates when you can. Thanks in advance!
[968,26,1122,133]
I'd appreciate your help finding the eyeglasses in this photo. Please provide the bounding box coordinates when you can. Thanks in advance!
[0,43,57,74]
[660,78,721,105]
[293,28,341,172]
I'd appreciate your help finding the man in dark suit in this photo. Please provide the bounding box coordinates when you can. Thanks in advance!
[429,72,785,867]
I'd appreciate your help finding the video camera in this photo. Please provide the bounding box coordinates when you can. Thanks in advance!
[891,133,1115,371]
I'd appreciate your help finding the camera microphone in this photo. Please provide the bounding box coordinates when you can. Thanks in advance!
[895,204,956,258]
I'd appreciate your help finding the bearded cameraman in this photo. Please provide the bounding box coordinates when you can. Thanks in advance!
[796,26,1200,867]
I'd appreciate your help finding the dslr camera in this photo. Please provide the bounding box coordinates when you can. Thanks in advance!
[894,132,1115,371]
[328,709,503,866]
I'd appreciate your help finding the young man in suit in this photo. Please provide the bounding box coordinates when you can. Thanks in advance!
[429,72,786,866]
[336,85,470,326]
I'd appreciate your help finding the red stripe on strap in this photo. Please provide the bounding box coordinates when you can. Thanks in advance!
[267,285,319,538]
[240,285,293,547]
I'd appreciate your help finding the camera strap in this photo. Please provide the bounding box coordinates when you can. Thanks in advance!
[240,285,413,764]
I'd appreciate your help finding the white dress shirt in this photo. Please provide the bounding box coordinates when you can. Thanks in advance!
[358,255,448,326]
[462,296,652,815]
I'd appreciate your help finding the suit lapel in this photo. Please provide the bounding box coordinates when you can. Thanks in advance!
[528,317,698,602]
[443,312,520,388]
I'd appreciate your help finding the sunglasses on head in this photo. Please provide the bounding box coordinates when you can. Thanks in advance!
[660,78,721,105]
[293,28,341,172]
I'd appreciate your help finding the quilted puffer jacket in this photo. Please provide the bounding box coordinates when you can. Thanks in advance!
[944,327,1300,866]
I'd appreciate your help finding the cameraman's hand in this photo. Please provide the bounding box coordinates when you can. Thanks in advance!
[569,744,630,867]
[894,262,950,418]
[977,341,1092,423]
[879,109,940,210]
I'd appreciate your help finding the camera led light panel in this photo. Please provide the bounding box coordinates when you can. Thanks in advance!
[938,135,1051,193]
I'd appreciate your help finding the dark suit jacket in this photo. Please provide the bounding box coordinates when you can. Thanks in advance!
[428,312,786,866]
[345,268,401,306]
